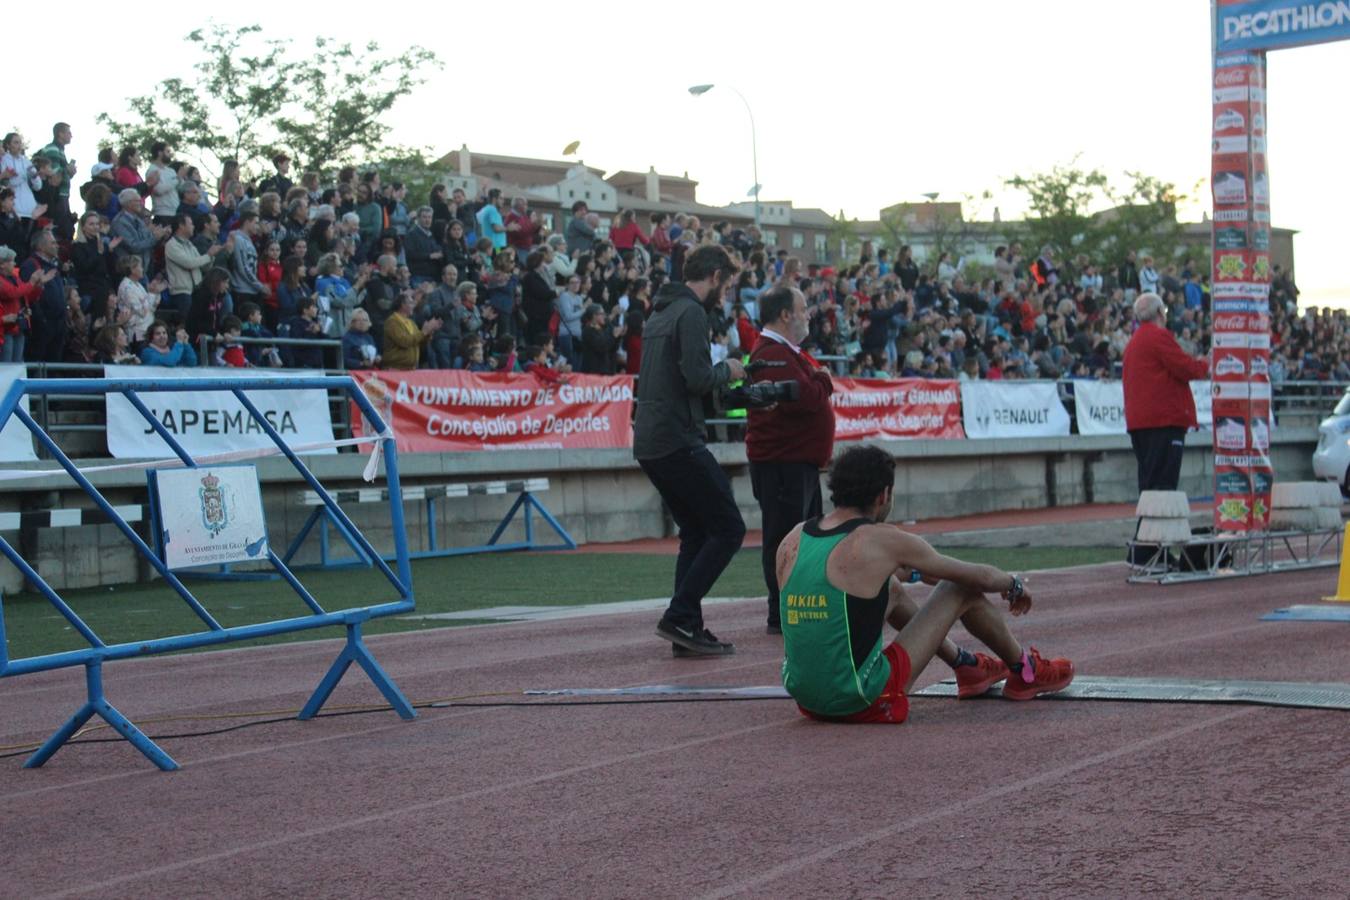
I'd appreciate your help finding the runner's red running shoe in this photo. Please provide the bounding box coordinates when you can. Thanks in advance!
[1000,647,1074,701]
[954,653,1010,699]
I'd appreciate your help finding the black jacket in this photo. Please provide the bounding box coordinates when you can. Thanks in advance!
[581,323,618,375]
[521,270,557,339]
[633,282,734,459]
[403,225,443,279]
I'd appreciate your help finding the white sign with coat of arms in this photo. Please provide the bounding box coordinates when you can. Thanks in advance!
[150,465,269,570]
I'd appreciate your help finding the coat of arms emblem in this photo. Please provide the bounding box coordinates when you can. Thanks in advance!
[199,472,228,537]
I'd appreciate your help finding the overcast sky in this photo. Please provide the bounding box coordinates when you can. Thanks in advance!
[14,0,1349,305]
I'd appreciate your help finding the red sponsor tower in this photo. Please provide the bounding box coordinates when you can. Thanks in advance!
[1211,0,1350,531]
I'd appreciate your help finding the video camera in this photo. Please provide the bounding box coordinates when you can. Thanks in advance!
[722,359,800,410]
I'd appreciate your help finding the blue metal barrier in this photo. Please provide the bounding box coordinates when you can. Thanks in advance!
[0,376,415,771]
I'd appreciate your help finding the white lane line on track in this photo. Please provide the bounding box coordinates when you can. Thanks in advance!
[698,706,1256,900]
[33,718,795,900]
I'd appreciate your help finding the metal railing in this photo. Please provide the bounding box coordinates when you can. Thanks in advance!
[195,334,345,371]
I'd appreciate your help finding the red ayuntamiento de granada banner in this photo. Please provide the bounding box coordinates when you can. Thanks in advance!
[349,370,635,452]
[831,377,965,441]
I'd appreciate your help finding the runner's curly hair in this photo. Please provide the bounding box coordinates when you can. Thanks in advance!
[827,444,896,510]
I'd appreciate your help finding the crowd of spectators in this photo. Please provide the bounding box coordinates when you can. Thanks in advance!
[0,119,1337,384]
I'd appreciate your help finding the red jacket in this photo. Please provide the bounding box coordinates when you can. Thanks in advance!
[623,332,642,375]
[257,259,283,308]
[0,271,39,339]
[505,210,539,251]
[736,317,759,354]
[745,333,836,468]
[608,220,649,251]
[1123,321,1210,431]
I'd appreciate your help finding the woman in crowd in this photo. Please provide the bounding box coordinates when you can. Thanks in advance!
[186,268,232,342]
[554,272,586,364]
[0,133,43,221]
[521,248,558,341]
[116,254,165,343]
[70,211,117,320]
[315,252,366,336]
[257,239,284,323]
[444,219,473,279]
[275,255,312,324]
[139,320,198,367]
[342,308,379,369]
[0,244,48,362]
[92,323,137,364]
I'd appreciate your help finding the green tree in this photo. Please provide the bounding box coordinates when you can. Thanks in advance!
[922,193,992,277]
[826,209,860,263]
[1004,157,1111,263]
[1096,171,1193,266]
[272,38,441,173]
[98,24,292,181]
[369,147,444,208]
[1004,160,1192,273]
[98,23,440,181]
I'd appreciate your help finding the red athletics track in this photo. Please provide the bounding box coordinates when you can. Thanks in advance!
[2,561,1348,897]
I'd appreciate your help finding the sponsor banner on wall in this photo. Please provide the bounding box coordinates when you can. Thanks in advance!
[105,367,338,459]
[348,370,634,452]
[960,382,1070,440]
[830,378,964,441]
[0,364,38,462]
[1072,381,1126,436]
[1073,381,1216,436]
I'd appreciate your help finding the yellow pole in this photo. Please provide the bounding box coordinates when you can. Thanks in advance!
[1322,523,1350,602]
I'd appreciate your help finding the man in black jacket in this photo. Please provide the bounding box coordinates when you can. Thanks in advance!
[20,230,66,361]
[635,243,746,656]
[579,304,622,374]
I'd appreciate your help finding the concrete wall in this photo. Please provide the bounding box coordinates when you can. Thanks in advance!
[0,428,1318,593]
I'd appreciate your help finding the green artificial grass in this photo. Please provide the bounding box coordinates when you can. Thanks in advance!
[1,546,1119,661]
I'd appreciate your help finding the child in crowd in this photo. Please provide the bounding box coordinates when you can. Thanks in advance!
[458,335,490,371]
[492,334,519,372]
[238,301,283,367]
[213,315,249,367]
[522,344,566,385]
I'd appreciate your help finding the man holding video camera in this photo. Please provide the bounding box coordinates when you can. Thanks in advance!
[746,285,836,634]
[636,244,747,656]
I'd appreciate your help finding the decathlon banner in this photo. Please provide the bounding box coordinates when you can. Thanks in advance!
[1216,0,1350,52]
[348,370,634,452]
[105,367,338,459]
[831,378,964,441]
[0,364,38,462]
[960,381,1070,440]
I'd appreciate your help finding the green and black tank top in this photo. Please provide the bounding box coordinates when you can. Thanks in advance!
[779,517,890,716]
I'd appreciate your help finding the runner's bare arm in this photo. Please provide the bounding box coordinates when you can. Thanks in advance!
[884,528,1023,598]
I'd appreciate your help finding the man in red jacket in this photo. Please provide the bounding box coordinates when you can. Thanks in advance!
[1122,292,1210,491]
[746,285,836,634]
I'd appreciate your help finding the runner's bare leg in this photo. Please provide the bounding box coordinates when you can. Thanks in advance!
[889,579,1024,692]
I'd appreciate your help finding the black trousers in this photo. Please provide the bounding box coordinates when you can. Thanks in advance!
[1130,427,1187,492]
[750,460,823,627]
[639,446,746,629]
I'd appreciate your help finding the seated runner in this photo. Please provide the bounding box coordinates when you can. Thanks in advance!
[777,444,1074,723]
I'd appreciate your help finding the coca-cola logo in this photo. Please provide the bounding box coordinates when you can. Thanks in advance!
[1215,68,1247,87]
[1212,313,1265,332]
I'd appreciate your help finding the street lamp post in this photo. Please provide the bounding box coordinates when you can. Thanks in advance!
[688,83,760,228]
